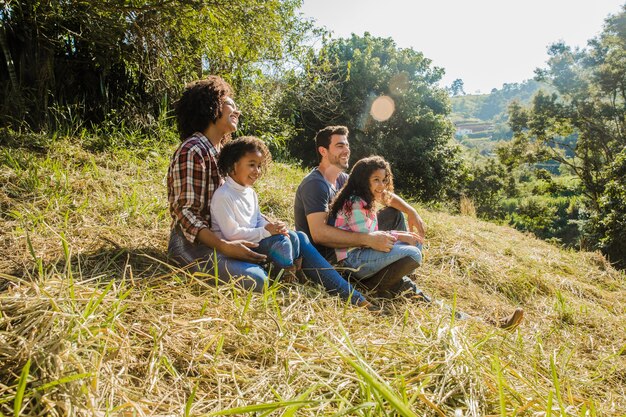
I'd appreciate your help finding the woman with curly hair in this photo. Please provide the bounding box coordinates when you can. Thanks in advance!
[167,76,376,309]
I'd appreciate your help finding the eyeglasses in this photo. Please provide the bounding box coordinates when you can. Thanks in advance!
[224,98,238,110]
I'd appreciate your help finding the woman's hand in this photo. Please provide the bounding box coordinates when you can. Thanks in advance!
[218,240,266,262]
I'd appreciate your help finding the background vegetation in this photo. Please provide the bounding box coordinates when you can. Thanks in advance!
[1,1,626,415]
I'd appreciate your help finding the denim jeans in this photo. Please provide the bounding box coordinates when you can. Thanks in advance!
[343,242,423,279]
[377,206,407,232]
[255,231,300,269]
[168,226,268,291]
[168,227,366,304]
[291,231,363,304]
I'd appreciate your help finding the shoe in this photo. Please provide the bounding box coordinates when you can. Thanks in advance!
[358,300,384,314]
[498,308,524,331]
[405,289,432,303]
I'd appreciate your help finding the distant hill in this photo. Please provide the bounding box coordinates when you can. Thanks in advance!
[450,79,548,155]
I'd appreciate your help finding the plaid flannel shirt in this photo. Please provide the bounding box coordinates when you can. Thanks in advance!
[167,133,223,243]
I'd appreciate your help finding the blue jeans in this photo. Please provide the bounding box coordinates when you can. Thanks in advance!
[168,227,366,304]
[343,242,423,279]
[295,231,365,304]
[168,226,268,291]
[255,231,300,269]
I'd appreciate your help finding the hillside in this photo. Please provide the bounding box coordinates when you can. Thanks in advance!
[450,80,546,155]
[1,135,625,416]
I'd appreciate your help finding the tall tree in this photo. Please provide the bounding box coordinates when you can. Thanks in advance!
[505,5,626,267]
[450,78,465,96]
[286,33,463,201]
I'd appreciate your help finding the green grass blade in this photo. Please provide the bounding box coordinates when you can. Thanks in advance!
[14,359,31,417]
[281,384,318,417]
[33,372,93,393]
[208,400,314,416]
[185,383,198,417]
[83,279,114,320]
[336,351,417,417]
[550,352,566,415]
[492,355,506,417]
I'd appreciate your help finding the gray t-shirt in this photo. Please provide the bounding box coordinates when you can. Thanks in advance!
[294,168,348,261]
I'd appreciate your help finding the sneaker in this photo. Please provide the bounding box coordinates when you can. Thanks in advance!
[498,308,524,331]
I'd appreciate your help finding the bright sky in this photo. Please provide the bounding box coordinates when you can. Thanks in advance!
[299,0,624,94]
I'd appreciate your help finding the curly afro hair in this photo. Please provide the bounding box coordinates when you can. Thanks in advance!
[174,76,234,141]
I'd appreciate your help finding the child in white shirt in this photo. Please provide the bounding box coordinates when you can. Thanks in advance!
[210,136,301,281]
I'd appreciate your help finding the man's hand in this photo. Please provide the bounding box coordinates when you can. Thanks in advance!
[366,231,397,252]
[218,240,266,263]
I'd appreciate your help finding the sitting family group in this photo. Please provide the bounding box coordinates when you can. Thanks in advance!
[166,75,523,329]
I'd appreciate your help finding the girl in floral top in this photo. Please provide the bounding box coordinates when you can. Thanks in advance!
[329,156,424,279]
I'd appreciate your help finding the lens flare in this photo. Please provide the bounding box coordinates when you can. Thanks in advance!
[370,96,395,122]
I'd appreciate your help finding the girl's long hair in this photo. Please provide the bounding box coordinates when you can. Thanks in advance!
[329,155,394,217]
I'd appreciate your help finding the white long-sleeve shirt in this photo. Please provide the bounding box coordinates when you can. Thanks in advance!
[210,176,271,243]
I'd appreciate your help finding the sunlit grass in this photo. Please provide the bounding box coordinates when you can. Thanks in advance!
[1,131,625,416]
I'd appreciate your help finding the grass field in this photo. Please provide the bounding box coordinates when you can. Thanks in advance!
[1,132,625,416]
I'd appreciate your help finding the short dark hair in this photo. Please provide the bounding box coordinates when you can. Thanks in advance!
[329,155,394,217]
[175,76,233,141]
[315,125,349,162]
[217,136,271,178]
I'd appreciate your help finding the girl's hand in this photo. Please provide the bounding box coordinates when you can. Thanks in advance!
[395,231,423,246]
[265,221,288,235]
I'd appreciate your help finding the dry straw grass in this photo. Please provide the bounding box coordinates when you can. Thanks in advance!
[1,137,625,416]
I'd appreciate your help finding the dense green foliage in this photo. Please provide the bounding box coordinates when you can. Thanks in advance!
[0,0,305,131]
[459,149,582,247]
[285,33,463,201]
[503,6,626,267]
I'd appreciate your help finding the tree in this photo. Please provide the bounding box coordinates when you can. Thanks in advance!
[0,0,305,131]
[505,5,626,267]
[449,78,465,96]
[285,33,463,202]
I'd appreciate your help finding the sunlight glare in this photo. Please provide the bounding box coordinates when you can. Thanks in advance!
[370,95,395,122]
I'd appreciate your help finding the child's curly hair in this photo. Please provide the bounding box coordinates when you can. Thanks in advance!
[217,136,271,178]
[175,76,234,142]
[329,155,394,217]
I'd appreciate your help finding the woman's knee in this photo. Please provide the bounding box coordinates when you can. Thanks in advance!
[242,274,268,292]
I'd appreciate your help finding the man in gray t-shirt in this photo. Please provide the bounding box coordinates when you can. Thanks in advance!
[294,168,348,261]
[293,125,426,297]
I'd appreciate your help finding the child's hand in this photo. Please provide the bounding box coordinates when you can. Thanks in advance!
[265,221,288,235]
[395,231,423,246]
